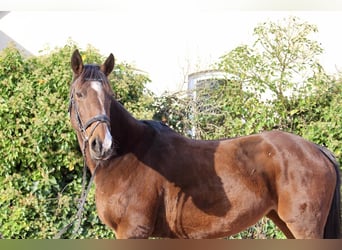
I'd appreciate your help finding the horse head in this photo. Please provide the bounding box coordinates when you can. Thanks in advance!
[69,49,115,160]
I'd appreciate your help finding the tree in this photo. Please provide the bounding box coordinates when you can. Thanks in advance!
[218,17,327,128]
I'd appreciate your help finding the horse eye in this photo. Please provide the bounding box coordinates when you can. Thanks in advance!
[76,91,85,98]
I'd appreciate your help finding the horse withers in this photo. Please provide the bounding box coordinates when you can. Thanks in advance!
[68,49,341,239]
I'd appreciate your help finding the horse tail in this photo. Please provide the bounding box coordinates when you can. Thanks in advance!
[316,144,341,238]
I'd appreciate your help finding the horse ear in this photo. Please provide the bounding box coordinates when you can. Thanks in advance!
[101,54,115,76]
[71,49,84,77]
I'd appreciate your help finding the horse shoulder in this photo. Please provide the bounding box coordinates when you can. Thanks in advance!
[94,153,164,237]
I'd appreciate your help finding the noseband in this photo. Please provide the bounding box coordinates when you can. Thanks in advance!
[69,89,111,143]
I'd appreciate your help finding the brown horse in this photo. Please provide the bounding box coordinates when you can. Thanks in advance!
[69,50,341,239]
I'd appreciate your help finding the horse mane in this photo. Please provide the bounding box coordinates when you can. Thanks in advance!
[141,120,174,134]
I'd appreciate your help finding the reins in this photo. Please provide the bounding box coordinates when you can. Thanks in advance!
[54,89,110,239]
[54,139,99,239]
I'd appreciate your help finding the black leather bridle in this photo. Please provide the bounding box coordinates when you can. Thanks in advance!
[69,88,111,143]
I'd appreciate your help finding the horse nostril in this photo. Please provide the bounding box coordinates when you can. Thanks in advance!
[91,137,102,154]
[90,134,113,160]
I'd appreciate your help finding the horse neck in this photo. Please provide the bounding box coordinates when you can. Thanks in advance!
[82,97,144,175]
[109,98,145,155]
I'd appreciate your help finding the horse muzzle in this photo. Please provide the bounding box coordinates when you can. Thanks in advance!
[84,116,114,161]
[89,130,114,161]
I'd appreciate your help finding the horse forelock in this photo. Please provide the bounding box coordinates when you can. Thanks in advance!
[80,64,108,83]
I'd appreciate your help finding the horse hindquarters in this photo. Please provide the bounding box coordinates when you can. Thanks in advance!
[275,143,339,239]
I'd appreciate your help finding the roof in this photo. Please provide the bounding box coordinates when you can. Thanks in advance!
[0,11,32,56]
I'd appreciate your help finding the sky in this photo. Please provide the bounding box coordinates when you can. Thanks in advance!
[1,1,342,95]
